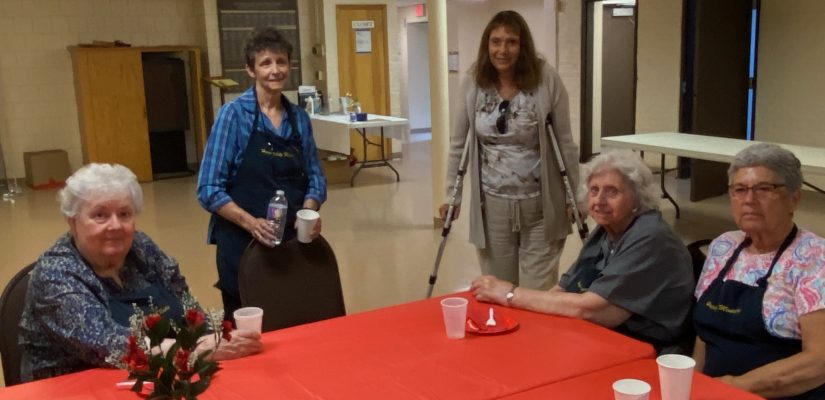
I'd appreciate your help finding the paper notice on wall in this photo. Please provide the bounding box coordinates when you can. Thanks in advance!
[448,51,459,72]
[356,30,372,53]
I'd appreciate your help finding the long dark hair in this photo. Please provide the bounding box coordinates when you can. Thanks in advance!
[473,10,544,91]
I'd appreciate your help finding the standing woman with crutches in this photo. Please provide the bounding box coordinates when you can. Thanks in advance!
[440,10,580,291]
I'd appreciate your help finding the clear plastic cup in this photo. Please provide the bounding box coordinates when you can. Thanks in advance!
[440,297,468,339]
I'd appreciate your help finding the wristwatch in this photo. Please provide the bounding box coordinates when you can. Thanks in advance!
[505,285,517,305]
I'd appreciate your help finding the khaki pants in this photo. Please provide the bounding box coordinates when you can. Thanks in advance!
[477,193,565,290]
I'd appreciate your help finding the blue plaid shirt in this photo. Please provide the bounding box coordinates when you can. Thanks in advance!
[197,87,326,241]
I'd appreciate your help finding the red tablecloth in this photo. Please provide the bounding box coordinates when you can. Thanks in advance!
[0,292,655,399]
[502,359,764,399]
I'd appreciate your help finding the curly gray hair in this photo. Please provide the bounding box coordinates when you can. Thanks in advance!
[577,149,659,213]
[728,143,802,191]
[58,163,143,217]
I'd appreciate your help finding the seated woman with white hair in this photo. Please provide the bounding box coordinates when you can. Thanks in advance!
[693,143,825,399]
[472,150,695,354]
[18,163,262,382]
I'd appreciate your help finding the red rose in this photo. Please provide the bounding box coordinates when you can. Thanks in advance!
[144,314,161,330]
[174,349,191,373]
[221,320,233,341]
[185,309,205,327]
[122,336,149,371]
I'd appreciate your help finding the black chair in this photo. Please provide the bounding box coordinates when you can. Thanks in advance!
[237,235,346,332]
[675,239,712,355]
[687,239,713,282]
[0,263,35,386]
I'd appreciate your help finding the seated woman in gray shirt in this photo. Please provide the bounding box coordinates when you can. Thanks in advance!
[472,149,694,354]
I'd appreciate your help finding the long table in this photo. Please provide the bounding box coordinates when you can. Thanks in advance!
[310,113,408,186]
[0,293,757,399]
[503,359,764,400]
[601,132,825,217]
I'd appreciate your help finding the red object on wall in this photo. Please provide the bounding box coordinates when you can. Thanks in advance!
[415,3,425,17]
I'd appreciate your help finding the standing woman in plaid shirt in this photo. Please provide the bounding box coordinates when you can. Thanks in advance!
[197,28,326,320]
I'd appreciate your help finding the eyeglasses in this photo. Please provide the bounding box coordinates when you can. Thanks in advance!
[496,100,510,134]
[728,183,786,199]
[588,185,622,200]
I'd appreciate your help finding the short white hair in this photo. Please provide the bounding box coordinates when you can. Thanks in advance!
[577,149,659,212]
[58,163,143,217]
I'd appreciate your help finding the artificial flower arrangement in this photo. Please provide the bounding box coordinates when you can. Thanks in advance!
[107,294,233,399]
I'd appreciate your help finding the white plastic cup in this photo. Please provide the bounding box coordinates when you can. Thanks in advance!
[233,307,264,334]
[657,354,696,400]
[440,297,468,339]
[296,209,320,243]
[612,379,651,400]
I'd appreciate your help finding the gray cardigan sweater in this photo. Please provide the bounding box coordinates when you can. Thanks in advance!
[446,62,580,248]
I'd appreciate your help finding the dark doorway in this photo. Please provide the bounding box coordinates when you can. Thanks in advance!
[679,0,759,201]
[582,0,638,162]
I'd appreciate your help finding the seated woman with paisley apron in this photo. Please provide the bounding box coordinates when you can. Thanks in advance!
[693,143,825,400]
[471,150,694,355]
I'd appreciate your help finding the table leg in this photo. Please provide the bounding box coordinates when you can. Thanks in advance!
[803,181,825,195]
[349,126,401,186]
[350,128,368,186]
[660,154,681,219]
[379,128,400,182]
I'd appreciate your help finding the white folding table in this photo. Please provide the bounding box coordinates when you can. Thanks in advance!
[601,132,825,217]
[310,113,409,186]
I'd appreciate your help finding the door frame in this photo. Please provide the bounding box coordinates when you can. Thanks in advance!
[580,0,639,163]
[677,0,761,178]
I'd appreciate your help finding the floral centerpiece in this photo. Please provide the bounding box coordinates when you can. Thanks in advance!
[108,294,233,399]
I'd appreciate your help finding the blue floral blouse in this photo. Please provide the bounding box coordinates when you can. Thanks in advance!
[18,231,193,382]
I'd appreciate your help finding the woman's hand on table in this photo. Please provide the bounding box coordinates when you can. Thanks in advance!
[471,275,513,306]
[211,329,263,361]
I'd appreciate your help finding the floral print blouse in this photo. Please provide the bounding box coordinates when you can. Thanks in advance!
[475,89,542,199]
[695,229,825,339]
[18,231,192,381]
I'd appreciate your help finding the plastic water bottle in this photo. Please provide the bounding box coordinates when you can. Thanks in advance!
[267,190,288,246]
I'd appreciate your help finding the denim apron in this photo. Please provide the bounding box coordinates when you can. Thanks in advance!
[694,226,825,399]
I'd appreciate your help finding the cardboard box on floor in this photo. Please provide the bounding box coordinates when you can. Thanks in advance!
[318,150,351,185]
[24,150,71,189]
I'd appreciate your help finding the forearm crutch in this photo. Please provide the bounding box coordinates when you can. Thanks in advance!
[426,130,474,298]
[546,115,588,241]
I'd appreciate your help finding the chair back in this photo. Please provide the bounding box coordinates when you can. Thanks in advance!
[674,239,713,355]
[687,239,713,283]
[0,263,35,386]
[238,235,345,332]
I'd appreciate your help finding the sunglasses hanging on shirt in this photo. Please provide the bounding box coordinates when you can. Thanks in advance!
[496,100,511,134]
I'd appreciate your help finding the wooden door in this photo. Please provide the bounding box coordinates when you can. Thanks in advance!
[336,5,391,161]
[600,5,636,140]
[72,49,152,181]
